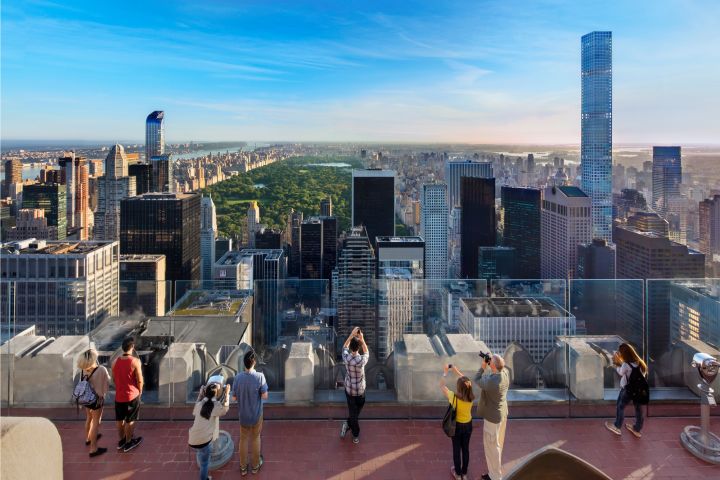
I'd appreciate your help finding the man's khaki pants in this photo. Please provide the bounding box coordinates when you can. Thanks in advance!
[239,416,263,469]
[483,417,507,480]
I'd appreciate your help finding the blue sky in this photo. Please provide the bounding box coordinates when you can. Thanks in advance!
[2,0,719,144]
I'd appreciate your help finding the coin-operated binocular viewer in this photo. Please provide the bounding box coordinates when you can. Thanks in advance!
[681,353,720,463]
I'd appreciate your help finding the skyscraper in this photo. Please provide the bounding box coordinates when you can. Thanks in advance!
[540,185,592,279]
[59,153,90,240]
[151,154,174,193]
[5,209,59,241]
[128,162,153,195]
[501,186,541,278]
[255,228,283,249]
[445,160,494,211]
[300,218,323,279]
[321,216,337,282]
[22,183,67,240]
[460,177,495,279]
[247,201,260,248]
[478,246,517,281]
[320,197,333,217]
[652,146,682,216]
[576,238,616,279]
[420,183,448,279]
[288,209,303,277]
[335,226,377,354]
[200,195,217,284]
[145,110,165,162]
[699,195,720,258]
[215,237,233,262]
[376,236,424,359]
[615,224,705,357]
[120,192,201,283]
[0,239,119,336]
[3,158,22,196]
[627,211,669,237]
[299,216,337,281]
[95,145,136,241]
[581,31,613,242]
[352,169,395,249]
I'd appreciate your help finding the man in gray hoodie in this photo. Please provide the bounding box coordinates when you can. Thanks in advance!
[476,353,510,480]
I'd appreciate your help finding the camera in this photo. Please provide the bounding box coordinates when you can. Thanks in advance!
[478,352,491,363]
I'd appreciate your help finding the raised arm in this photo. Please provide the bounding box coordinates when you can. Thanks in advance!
[358,331,369,356]
[343,327,360,349]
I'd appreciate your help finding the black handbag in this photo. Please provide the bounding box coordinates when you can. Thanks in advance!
[442,396,457,437]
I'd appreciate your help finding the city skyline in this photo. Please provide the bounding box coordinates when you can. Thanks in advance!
[2,1,719,144]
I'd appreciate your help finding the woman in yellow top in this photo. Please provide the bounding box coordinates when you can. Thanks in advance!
[440,364,475,480]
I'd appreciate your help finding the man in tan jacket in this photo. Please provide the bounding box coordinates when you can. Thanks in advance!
[476,353,510,480]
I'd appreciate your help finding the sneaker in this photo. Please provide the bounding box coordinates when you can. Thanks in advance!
[89,447,107,458]
[123,437,143,452]
[251,455,264,474]
[340,421,349,439]
[625,424,642,438]
[604,421,621,436]
[240,466,248,476]
[352,436,360,444]
[86,433,102,446]
[450,466,461,480]
[116,439,126,450]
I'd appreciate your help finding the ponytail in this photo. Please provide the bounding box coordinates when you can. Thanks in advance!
[200,384,219,420]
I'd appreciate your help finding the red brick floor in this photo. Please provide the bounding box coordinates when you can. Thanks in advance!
[57,417,719,480]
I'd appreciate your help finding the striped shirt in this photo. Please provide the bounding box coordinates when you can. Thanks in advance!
[343,347,369,396]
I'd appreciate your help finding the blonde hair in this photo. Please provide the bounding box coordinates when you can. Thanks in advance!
[77,349,98,371]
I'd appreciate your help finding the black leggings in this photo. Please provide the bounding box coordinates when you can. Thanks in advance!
[452,421,472,475]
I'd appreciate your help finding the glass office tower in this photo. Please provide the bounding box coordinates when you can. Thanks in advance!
[352,169,395,249]
[501,186,541,278]
[145,110,165,162]
[652,146,682,216]
[581,31,613,242]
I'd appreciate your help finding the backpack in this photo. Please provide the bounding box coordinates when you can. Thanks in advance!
[72,367,100,409]
[625,364,649,405]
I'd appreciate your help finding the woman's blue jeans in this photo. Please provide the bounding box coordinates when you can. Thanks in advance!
[197,443,212,480]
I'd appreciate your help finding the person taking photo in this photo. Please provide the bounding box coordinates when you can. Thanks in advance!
[440,364,475,480]
[189,381,231,480]
[476,353,509,480]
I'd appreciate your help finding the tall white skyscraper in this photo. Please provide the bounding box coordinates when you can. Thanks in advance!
[580,31,613,242]
[94,144,136,241]
[375,236,424,359]
[145,111,165,162]
[247,201,260,248]
[540,185,592,280]
[444,159,493,211]
[421,183,448,279]
[200,195,217,284]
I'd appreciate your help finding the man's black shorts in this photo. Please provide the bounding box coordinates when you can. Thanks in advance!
[115,396,141,423]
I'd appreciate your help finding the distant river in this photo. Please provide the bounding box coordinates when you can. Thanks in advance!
[0,165,44,181]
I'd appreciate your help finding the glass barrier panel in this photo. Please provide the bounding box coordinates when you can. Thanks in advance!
[646,278,719,406]
[567,279,644,417]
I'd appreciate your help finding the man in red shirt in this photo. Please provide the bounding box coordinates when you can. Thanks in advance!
[112,337,144,452]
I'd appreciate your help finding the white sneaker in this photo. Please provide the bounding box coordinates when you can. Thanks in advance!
[340,421,349,439]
